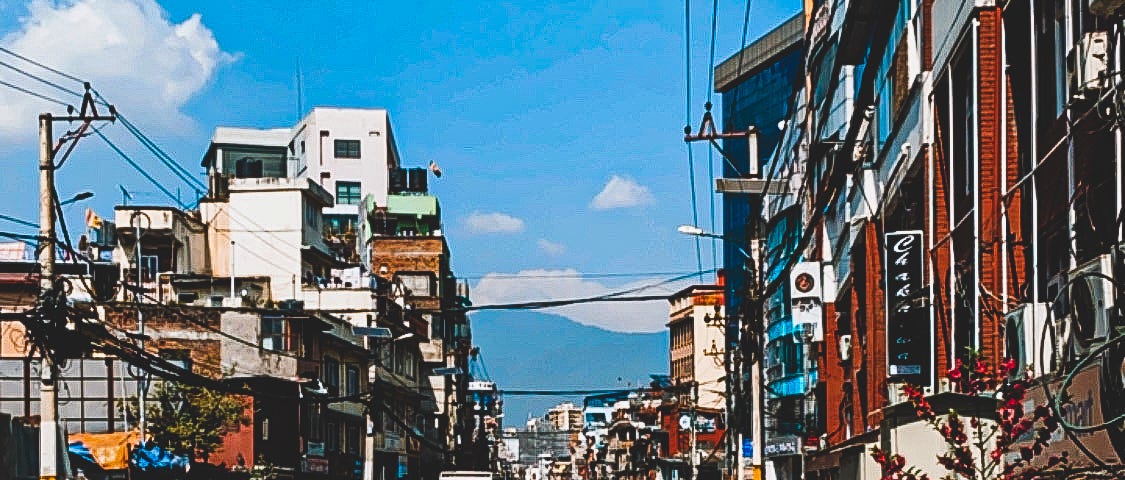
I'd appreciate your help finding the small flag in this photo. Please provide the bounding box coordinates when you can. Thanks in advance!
[85,208,102,229]
[428,160,442,178]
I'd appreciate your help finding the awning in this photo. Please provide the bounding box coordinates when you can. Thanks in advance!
[302,244,354,268]
[806,448,843,473]
[68,430,140,470]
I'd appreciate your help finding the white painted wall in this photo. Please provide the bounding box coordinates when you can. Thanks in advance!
[291,108,397,214]
[691,303,727,410]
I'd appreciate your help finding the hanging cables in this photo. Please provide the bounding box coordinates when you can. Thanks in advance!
[685,0,704,281]
[0,47,86,84]
[705,0,721,270]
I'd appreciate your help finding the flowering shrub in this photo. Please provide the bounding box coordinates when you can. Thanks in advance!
[869,353,1067,480]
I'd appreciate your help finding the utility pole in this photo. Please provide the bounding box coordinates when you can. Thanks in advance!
[230,240,236,302]
[690,381,698,480]
[130,211,149,442]
[37,113,58,480]
[37,86,115,480]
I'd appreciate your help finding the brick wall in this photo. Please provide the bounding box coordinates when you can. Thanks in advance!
[861,221,888,429]
[977,6,1004,366]
[371,237,448,277]
[820,301,849,444]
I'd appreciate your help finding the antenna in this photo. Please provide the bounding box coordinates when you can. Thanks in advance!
[119,185,133,206]
[296,57,304,121]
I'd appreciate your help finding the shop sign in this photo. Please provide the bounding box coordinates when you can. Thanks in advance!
[468,381,495,391]
[384,432,403,451]
[306,457,329,474]
[763,435,799,457]
[884,230,931,386]
[306,441,325,457]
[1008,364,1124,472]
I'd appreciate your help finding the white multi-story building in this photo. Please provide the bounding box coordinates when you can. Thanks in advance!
[196,108,408,308]
[667,284,727,410]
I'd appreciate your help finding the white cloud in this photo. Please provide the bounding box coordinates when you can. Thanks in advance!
[536,239,566,256]
[0,0,235,139]
[471,269,693,333]
[590,175,655,210]
[464,211,525,234]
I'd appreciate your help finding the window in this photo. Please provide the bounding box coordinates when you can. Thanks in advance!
[304,199,321,229]
[346,364,360,395]
[308,405,322,440]
[221,147,286,178]
[334,139,361,159]
[346,425,361,454]
[324,214,358,235]
[397,273,433,297]
[326,422,340,452]
[159,349,192,372]
[395,347,416,379]
[139,255,158,282]
[430,314,444,340]
[324,357,340,394]
[261,317,290,351]
[336,181,362,205]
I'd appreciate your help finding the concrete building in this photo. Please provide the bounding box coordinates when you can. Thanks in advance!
[0,105,474,480]
[663,283,727,480]
[545,402,583,433]
[667,284,726,411]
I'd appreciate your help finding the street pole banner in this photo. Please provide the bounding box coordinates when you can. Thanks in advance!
[884,230,931,386]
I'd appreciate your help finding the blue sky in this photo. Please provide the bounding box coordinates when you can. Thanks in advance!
[0,0,797,332]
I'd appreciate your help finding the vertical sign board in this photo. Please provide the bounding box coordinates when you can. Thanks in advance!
[884,231,931,386]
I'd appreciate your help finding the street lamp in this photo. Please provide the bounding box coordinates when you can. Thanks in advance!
[677,224,706,236]
[677,223,764,480]
[60,191,94,206]
[0,192,94,229]
[676,224,729,241]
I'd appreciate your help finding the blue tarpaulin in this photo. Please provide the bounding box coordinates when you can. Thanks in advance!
[130,442,190,472]
[68,442,99,466]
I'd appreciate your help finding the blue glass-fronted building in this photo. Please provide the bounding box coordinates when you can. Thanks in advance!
[713,13,804,440]
[715,14,804,330]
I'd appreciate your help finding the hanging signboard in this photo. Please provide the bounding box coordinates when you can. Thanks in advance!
[884,230,931,386]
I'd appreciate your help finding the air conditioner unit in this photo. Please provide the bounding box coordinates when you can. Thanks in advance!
[1067,31,1108,100]
[838,334,852,362]
[1090,0,1125,17]
[1003,303,1054,379]
[1047,272,1069,320]
[1061,254,1117,361]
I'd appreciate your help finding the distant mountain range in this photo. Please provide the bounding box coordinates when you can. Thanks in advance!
[469,310,669,426]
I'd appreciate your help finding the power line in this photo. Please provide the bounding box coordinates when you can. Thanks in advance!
[0,77,73,108]
[685,0,705,282]
[461,270,707,280]
[0,46,86,84]
[465,269,717,311]
[92,127,188,208]
[0,58,84,99]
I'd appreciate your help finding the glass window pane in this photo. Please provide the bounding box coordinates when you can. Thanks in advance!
[334,140,361,159]
[335,181,362,205]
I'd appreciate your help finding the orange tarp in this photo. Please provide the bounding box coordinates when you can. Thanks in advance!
[69,430,140,470]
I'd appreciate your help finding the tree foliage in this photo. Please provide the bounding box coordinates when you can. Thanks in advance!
[870,354,1067,480]
[126,382,250,461]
